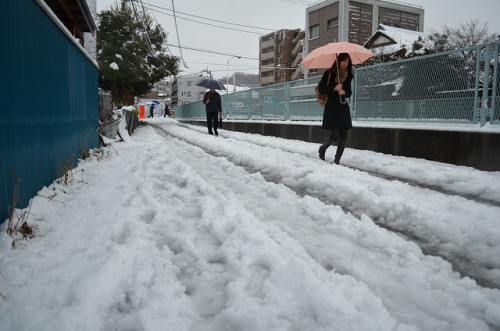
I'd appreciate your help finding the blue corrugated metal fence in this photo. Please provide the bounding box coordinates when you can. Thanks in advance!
[0,0,99,222]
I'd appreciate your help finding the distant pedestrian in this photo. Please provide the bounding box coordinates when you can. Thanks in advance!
[163,102,171,118]
[148,103,154,118]
[317,53,353,165]
[202,88,222,135]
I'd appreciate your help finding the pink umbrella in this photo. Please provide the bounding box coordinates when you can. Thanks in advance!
[301,42,375,69]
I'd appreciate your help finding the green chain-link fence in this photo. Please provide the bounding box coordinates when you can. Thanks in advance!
[490,42,500,125]
[174,42,499,127]
[354,46,480,123]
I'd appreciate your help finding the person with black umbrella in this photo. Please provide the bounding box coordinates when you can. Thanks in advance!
[197,78,225,135]
[202,88,222,135]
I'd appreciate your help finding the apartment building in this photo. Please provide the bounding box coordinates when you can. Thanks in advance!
[259,28,304,86]
[291,30,306,80]
[305,0,424,75]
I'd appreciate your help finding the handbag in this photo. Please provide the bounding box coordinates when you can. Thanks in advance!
[315,70,332,107]
[218,114,223,129]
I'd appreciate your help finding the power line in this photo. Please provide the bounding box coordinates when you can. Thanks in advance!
[278,0,318,5]
[130,0,276,33]
[182,66,258,74]
[165,43,258,61]
[171,0,188,68]
[130,0,155,56]
[141,0,175,57]
[130,1,273,35]
[138,0,156,54]
[189,61,257,69]
[145,0,159,25]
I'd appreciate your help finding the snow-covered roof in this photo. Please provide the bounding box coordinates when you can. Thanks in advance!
[364,24,427,53]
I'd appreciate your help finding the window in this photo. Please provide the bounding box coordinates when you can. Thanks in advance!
[187,91,191,97]
[187,81,192,86]
[309,24,319,40]
[327,18,338,29]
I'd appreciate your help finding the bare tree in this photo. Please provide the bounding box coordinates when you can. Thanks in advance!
[441,19,498,49]
[367,19,498,65]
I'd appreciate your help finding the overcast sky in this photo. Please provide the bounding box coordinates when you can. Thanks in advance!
[96,0,500,80]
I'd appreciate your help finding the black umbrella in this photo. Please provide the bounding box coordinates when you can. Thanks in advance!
[196,78,226,90]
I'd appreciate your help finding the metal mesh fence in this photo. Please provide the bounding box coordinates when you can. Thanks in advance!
[354,46,480,123]
[222,76,321,121]
[174,43,499,126]
[224,85,287,120]
[491,42,500,124]
[288,76,322,120]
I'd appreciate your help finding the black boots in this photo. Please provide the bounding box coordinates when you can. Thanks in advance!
[319,136,346,164]
[334,139,346,164]
[318,136,334,160]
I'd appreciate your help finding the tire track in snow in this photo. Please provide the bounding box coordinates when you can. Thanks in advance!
[150,123,500,290]
[175,122,500,208]
[148,123,500,330]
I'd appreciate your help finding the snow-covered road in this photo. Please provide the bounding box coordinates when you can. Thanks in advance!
[1,118,499,331]
[158,121,500,287]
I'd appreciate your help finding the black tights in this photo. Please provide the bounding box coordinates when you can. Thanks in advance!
[329,129,348,141]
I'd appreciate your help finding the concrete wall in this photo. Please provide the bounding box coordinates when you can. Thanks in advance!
[180,120,500,172]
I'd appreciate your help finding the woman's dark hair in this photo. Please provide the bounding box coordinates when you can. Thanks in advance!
[332,53,353,77]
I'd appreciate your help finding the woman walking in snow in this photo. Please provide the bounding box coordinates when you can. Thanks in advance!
[317,53,353,165]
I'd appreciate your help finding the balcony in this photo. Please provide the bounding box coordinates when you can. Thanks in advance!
[292,52,303,67]
[260,75,275,85]
[291,66,303,80]
[261,51,274,61]
[260,65,275,76]
[260,39,275,50]
[292,40,304,57]
[292,30,305,43]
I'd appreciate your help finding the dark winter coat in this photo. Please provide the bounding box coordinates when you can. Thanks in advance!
[203,91,222,114]
[318,70,353,131]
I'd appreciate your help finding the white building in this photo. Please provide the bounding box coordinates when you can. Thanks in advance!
[176,74,211,105]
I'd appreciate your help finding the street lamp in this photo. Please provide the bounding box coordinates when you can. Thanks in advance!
[226,56,241,95]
